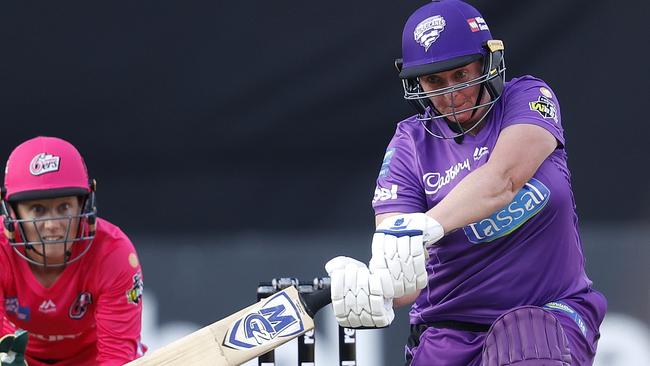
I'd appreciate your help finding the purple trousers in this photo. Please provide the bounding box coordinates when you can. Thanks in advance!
[406,291,606,366]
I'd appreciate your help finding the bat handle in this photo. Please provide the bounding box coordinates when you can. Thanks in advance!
[300,286,332,318]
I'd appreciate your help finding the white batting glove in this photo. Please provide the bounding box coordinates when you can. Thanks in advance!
[369,213,444,298]
[325,256,395,328]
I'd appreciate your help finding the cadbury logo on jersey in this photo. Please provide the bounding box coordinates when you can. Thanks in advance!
[224,291,303,350]
[423,158,471,195]
[463,178,550,244]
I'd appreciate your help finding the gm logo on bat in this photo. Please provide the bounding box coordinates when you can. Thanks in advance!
[224,291,304,350]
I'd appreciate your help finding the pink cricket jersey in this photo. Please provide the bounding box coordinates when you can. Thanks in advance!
[1,218,145,366]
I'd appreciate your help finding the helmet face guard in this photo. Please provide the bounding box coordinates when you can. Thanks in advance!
[398,40,506,139]
[1,136,97,268]
[397,0,507,140]
[2,197,96,267]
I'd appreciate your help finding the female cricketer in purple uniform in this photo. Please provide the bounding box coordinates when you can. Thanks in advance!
[325,1,606,365]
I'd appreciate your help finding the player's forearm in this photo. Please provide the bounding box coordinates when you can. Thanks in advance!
[427,164,517,233]
[394,291,420,308]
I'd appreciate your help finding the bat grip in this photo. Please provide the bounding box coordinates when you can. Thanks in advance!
[300,287,332,318]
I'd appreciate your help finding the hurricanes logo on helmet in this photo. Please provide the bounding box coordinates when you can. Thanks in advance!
[29,153,60,176]
[414,15,446,52]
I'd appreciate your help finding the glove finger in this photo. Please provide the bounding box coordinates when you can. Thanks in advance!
[330,269,346,301]
[369,294,385,316]
[371,233,385,257]
[344,263,359,297]
[336,316,351,328]
[368,256,387,271]
[326,256,365,274]
[360,310,374,327]
[347,313,362,328]
[384,235,398,260]
[332,298,346,318]
[344,290,356,315]
[416,272,428,290]
[325,256,349,274]
[397,235,411,262]
[377,269,395,298]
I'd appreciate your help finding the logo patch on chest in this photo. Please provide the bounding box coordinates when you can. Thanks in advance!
[69,292,93,319]
[5,298,30,321]
[463,178,550,244]
[39,299,57,313]
[423,158,471,195]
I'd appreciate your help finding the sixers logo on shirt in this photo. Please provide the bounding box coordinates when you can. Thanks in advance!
[224,291,304,350]
[463,178,550,244]
[69,292,93,319]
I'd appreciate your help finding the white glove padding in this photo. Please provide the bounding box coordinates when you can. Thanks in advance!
[369,213,444,298]
[325,256,395,328]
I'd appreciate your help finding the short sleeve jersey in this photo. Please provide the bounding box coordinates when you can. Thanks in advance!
[373,76,595,325]
[0,218,144,366]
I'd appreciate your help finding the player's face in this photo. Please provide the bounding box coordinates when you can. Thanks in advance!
[418,60,490,126]
[15,196,81,264]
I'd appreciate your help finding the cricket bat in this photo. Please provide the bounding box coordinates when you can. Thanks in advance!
[126,285,331,366]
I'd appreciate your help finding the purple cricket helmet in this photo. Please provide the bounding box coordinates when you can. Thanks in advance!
[395,0,506,140]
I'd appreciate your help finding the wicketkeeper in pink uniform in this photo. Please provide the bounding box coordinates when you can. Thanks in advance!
[0,136,145,365]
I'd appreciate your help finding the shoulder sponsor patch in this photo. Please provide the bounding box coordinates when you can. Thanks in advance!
[378,148,396,178]
[126,272,144,305]
[373,184,398,203]
[529,96,558,123]
[463,178,550,244]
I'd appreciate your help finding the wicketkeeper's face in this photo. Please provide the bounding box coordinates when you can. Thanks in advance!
[15,196,81,265]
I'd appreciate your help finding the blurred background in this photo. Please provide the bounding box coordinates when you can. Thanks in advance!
[1,0,648,364]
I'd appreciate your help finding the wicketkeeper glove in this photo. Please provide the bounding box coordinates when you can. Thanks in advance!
[325,256,395,328]
[0,330,29,366]
[369,213,444,298]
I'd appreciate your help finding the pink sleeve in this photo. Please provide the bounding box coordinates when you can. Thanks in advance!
[93,236,144,365]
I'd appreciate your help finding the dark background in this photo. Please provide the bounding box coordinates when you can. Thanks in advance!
[1,0,648,364]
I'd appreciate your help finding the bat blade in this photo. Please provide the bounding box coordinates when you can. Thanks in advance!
[127,286,330,366]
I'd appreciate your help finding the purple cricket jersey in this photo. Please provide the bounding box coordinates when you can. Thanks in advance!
[372,76,606,329]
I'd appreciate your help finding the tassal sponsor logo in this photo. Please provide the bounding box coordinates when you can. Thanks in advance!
[463,178,550,243]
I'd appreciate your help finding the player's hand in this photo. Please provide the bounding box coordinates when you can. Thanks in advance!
[369,213,444,298]
[0,330,29,366]
[325,256,395,328]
